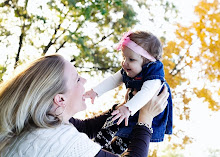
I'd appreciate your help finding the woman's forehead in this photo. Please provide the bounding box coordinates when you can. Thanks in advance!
[64,60,78,79]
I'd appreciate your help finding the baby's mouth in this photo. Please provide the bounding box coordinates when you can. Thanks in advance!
[126,68,131,72]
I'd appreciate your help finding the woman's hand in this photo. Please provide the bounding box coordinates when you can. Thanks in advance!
[138,84,169,127]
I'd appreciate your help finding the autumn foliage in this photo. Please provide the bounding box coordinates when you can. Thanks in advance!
[163,0,220,112]
[148,0,220,154]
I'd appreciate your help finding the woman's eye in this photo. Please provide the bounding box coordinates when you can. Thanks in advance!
[77,77,81,82]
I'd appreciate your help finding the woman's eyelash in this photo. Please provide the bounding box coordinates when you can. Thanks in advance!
[77,77,81,82]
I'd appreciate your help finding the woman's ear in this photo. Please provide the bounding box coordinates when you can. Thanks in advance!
[53,94,65,107]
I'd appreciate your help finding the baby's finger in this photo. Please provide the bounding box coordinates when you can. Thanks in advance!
[125,117,129,126]
[117,116,125,125]
[91,98,95,104]
[112,113,121,121]
[84,94,90,98]
[111,110,119,116]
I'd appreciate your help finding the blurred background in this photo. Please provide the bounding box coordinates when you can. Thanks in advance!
[0,0,219,156]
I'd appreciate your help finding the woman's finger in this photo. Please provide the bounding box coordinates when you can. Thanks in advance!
[156,82,166,94]
[157,85,168,100]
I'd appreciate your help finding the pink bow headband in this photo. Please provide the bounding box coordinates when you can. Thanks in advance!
[116,31,156,62]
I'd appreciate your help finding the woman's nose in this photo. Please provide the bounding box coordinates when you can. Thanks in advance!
[81,77,87,84]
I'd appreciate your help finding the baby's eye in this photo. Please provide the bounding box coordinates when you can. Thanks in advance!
[129,58,135,61]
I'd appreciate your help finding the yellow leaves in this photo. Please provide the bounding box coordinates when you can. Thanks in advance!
[163,41,180,57]
[170,135,193,150]
[163,59,175,71]
[195,87,220,111]
[113,84,123,99]
[175,25,194,45]
[183,97,191,105]
[149,149,157,157]
[179,114,183,120]
[163,41,188,88]
[199,31,207,47]
[194,0,215,17]
[167,0,220,113]
[182,136,193,145]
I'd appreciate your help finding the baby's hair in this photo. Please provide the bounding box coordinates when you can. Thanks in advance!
[128,31,162,60]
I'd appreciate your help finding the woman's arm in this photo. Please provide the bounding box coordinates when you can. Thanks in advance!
[95,85,169,157]
[69,105,118,139]
[95,125,152,157]
[69,114,109,139]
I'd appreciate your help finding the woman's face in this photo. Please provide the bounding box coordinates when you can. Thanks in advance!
[62,60,87,120]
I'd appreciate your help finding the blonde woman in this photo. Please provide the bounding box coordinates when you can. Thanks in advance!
[0,54,169,157]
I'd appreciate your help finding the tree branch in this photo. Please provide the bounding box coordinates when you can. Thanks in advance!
[55,41,67,53]
[42,23,61,55]
[93,32,113,46]
[170,37,199,76]
[42,10,70,55]
[14,21,26,68]
[74,65,118,72]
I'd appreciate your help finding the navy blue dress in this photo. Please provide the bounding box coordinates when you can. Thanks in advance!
[116,60,173,142]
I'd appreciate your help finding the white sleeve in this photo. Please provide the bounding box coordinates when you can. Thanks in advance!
[92,70,123,97]
[124,79,161,116]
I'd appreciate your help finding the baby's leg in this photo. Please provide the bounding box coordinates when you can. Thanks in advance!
[103,136,130,155]
[94,124,119,148]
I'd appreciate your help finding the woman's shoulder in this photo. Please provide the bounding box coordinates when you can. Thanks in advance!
[1,124,78,156]
[2,124,101,157]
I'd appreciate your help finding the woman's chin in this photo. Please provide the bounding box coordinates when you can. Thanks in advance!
[81,102,87,111]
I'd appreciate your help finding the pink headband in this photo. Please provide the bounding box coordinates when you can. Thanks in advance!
[116,31,156,62]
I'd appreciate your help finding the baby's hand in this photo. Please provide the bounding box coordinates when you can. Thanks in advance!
[111,105,131,126]
[84,89,97,104]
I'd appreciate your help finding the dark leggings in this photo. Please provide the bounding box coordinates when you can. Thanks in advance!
[94,124,130,155]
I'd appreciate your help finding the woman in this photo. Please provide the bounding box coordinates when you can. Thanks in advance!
[0,54,169,156]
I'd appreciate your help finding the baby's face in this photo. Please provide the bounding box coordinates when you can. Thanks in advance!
[121,46,144,78]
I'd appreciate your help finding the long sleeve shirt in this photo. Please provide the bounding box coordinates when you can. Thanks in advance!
[69,112,152,157]
[93,70,161,115]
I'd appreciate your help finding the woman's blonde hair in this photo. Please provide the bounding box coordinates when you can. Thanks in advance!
[0,54,67,151]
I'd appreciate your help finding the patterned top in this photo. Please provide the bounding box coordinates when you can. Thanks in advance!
[1,124,101,157]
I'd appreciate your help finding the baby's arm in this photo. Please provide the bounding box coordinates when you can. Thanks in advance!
[92,70,123,96]
[84,70,123,103]
[124,79,161,115]
[111,80,161,125]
